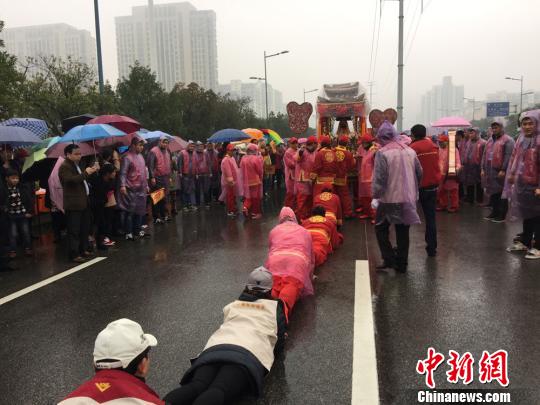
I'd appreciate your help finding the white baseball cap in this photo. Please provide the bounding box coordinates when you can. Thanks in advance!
[93,319,157,369]
[246,266,273,293]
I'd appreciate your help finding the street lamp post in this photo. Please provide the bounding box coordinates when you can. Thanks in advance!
[264,50,289,120]
[93,0,104,94]
[505,75,524,115]
[463,97,480,121]
[303,88,318,103]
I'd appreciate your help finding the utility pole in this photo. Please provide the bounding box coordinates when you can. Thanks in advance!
[148,0,158,74]
[397,0,404,132]
[264,51,268,120]
[368,81,375,104]
[93,0,104,94]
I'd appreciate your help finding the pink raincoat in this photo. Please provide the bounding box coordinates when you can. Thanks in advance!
[265,207,315,296]
[283,147,297,194]
[48,156,65,213]
[439,146,462,191]
[240,154,263,199]
[358,146,377,198]
[219,155,243,201]
[294,149,316,196]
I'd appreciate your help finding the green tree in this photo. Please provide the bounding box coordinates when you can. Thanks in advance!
[0,20,24,120]
[19,56,99,133]
[116,63,167,131]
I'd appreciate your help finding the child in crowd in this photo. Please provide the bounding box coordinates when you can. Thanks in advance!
[89,163,118,249]
[0,169,34,258]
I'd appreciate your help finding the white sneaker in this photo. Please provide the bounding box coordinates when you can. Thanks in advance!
[506,241,528,252]
[125,233,134,241]
[525,248,540,260]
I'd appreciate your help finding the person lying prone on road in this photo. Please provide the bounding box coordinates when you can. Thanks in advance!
[164,267,287,405]
[265,206,315,322]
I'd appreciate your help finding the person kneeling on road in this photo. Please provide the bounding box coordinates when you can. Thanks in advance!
[164,267,287,405]
[58,318,163,404]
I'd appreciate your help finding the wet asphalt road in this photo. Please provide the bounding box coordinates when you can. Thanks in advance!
[0,195,538,404]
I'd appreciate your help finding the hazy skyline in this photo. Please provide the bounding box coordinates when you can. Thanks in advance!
[1,0,539,128]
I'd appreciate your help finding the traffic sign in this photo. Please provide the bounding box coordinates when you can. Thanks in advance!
[486,102,510,117]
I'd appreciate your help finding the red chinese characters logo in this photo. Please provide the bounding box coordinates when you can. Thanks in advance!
[446,350,474,385]
[478,350,509,387]
[417,349,509,388]
[416,347,445,389]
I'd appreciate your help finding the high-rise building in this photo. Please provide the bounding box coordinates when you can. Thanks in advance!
[115,2,218,91]
[218,80,286,117]
[0,23,96,70]
[419,76,465,124]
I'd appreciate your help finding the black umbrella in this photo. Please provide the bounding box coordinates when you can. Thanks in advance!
[61,113,96,133]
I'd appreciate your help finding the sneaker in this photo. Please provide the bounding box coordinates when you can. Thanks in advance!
[506,241,528,252]
[490,217,505,223]
[190,206,198,211]
[125,233,134,241]
[141,224,149,230]
[139,230,148,238]
[102,238,116,247]
[227,212,237,217]
[205,204,211,209]
[183,207,190,212]
[72,256,86,263]
[525,248,540,260]
[154,218,164,225]
[164,216,172,222]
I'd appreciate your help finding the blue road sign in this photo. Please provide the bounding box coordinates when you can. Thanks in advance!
[486,102,510,117]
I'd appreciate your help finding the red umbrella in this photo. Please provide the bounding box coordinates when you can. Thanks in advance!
[87,115,141,134]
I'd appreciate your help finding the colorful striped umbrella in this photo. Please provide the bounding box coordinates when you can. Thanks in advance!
[261,129,284,145]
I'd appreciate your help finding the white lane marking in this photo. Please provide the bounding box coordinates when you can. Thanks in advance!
[352,259,380,405]
[0,257,107,306]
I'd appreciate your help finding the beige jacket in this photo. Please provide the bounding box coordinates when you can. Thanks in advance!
[204,299,278,371]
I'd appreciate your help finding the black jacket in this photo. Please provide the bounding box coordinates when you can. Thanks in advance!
[0,181,35,215]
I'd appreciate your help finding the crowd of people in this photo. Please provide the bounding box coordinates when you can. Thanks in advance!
[1,110,539,271]
[0,110,537,403]
[54,110,539,404]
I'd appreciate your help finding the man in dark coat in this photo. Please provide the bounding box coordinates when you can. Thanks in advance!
[58,144,98,263]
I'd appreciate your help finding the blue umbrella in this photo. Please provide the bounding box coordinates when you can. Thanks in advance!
[59,124,126,143]
[0,118,49,139]
[141,130,171,141]
[0,126,42,146]
[208,128,250,143]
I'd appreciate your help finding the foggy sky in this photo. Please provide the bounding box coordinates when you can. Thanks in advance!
[1,0,539,128]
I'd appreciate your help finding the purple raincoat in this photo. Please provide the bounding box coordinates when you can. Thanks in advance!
[117,151,147,216]
[372,121,423,225]
[503,110,540,220]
